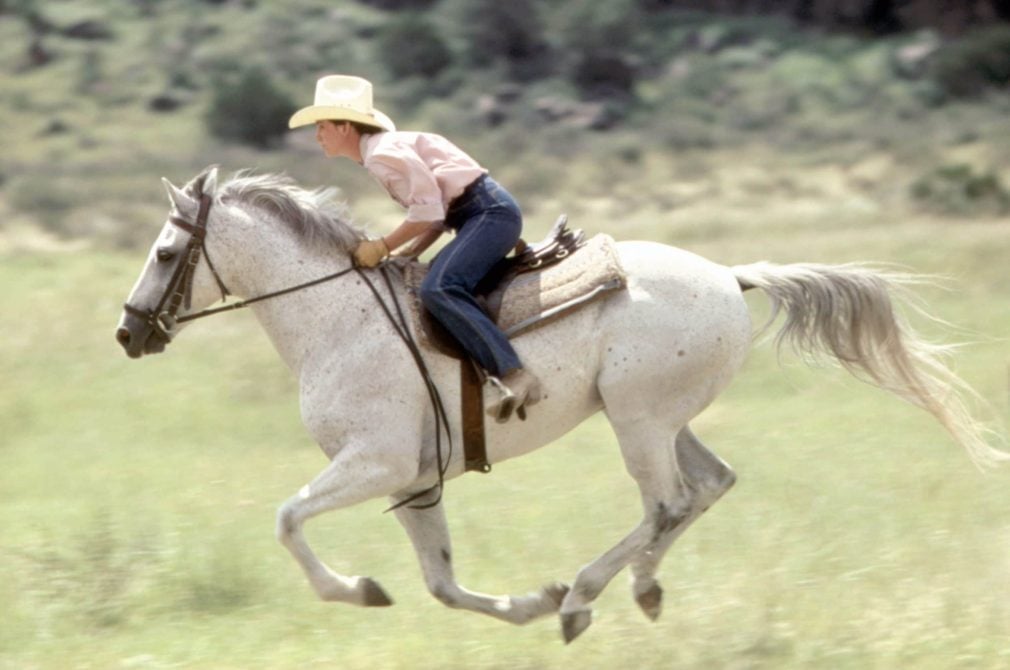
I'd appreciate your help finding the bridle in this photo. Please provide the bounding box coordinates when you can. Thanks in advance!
[122,187,230,341]
[122,185,452,511]
[123,184,360,335]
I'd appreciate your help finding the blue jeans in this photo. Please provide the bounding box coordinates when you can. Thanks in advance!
[420,175,522,376]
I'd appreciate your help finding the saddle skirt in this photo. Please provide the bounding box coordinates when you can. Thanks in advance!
[404,217,627,359]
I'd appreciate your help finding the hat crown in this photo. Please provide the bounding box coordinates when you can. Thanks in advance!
[314,75,373,113]
[288,74,395,131]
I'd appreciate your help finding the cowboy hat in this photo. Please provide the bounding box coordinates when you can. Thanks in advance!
[288,75,396,131]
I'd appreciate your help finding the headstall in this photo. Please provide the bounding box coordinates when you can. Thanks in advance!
[122,186,229,340]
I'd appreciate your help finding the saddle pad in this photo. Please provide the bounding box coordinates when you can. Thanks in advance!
[405,233,626,352]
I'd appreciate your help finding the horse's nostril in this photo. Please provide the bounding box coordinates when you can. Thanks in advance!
[116,327,132,347]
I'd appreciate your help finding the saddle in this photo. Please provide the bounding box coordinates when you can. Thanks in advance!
[403,216,626,473]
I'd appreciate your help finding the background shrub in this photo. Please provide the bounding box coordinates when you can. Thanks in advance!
[457,0,551,81]
[910,164,1010,215]
[9,175,77,234]
[204,65,295,148]
[572,52,638,100]
[376,15,452,79]
[356,0,439,9]
[929,25,1010,99]
[560,0,643,99]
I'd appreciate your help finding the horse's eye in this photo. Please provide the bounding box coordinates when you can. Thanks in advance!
[156,249,175,263]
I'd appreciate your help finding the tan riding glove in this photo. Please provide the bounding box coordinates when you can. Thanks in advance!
[353,238,389,268]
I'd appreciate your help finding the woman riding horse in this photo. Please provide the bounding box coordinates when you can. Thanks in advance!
[289,75,540,423]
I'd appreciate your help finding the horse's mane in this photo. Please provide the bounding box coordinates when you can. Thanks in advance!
[217,171,365,252]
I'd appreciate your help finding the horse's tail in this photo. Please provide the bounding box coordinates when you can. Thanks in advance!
[731,261,1007,469]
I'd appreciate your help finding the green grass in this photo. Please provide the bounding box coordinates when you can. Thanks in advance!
[2,212,1010,668]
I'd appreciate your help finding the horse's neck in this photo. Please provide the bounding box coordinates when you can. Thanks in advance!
[219,210,386,377]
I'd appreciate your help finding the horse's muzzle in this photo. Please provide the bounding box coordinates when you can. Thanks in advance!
[115,313,169,358]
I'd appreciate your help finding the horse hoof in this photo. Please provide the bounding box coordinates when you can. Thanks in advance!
[543,582,570,609]
[361,577,394,607]
[635,582,663,621]
[561,609,593,644]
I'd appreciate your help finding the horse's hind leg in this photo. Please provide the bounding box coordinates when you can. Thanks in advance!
[558,418,694,643]
[630,426,736,621]
[393,497,569,625]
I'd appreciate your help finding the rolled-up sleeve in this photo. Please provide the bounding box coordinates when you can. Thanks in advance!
[367,153,446,223]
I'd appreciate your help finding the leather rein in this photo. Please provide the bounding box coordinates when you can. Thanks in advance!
[123,187,452,511]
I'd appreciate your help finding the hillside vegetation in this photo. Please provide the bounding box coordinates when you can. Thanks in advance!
[1,0,1009,252]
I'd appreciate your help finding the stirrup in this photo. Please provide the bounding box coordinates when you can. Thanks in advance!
[486,376,527,424]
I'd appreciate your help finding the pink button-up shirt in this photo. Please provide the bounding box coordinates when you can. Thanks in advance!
[360,132,487,223]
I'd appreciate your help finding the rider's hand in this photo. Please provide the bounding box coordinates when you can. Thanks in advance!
[353,238,389,268]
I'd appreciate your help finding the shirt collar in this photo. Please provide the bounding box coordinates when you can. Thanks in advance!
[358,133,382,165]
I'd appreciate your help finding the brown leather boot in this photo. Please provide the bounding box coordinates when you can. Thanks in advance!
[486,368,542,424]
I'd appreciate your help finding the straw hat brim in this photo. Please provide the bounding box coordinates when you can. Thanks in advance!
[288,105,395,131]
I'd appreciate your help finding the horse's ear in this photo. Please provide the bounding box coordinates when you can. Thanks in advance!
[201,165,219,196]
[162,177,193,212]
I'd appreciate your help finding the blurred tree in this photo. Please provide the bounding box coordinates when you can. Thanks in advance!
[376,14,452,79]
[205,66,295,148]
[624,0,1003,33]
[572,52,637,100]
[929,24,1010,97]
[459,0,551,80]
[357,0,439,9]
[793,0,816,21]
[862,0,903,34]
[561,0,642,99]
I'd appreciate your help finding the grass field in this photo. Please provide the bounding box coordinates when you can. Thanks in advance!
[2,192,1010,668]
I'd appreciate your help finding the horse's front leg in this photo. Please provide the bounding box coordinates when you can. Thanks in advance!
[276,441,418,606]
[393,496,569,624]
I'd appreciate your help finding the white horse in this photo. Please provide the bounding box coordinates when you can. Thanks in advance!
[116,167,1005,643]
